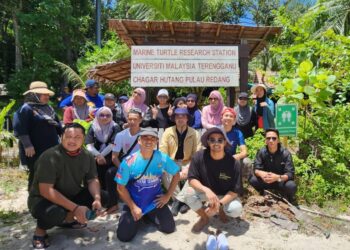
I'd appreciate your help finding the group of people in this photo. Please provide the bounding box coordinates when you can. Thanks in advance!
[13,80,296,249]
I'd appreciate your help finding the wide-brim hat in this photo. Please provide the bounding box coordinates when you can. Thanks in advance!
[251,83,267,94]
[172,107,190,119]
[71,89,88,102]
[23,81,54,96]
[201,127,232,148]
[139,127,158,138]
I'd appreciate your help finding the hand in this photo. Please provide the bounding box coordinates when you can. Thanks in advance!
[167,105,174,117]
[205,206,219,217]
[25,146,35,157]
[260,102,268,107]
[204,188,220,208]
[96,155,107,165]
[74,205,89,224]
[92,199,106,217]
[263,172,278,184]
[155,194,171,208]
[150,104,159,119]
[233,154,240,161]
[130,205,143,221]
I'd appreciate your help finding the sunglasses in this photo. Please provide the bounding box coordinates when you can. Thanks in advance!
[209,97,218,101]
[207,138,225,144]
[99,113,111,118]
[266,137,277,141]
[133,91,142,96]
[186,99,195,103]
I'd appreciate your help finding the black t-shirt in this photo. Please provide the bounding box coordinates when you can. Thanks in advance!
[188,149,242,195]
[175,128,187,160]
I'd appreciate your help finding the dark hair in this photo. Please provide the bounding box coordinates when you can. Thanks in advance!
[265,128,279,138]
[62,123,86,135]
[128,108,143,118]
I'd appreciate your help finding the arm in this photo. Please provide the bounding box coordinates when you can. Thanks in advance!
[63,107,73,125]
[283,150,295,181]
[193,110,202,129]
[234,145,248,161]
[117,184,142,221]
[100,144,114,157]
[219,191,238,205]
[189,178,219,207]
[112,152,121,168]
[86,143,100,156]
[87,178,103,214]
[254,149,269,179]
[156,173,180,208]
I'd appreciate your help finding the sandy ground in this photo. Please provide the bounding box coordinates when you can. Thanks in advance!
[1,188,350,250]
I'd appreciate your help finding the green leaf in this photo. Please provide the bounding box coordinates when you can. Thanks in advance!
[326,75,336,84]
[291,93,304,100]
[304,86,315,95]
[299,60,313,73]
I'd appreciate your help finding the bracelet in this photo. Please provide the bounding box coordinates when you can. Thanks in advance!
[72,205,79,213]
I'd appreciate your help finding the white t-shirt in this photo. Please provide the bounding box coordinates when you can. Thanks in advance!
[113,128,140,155]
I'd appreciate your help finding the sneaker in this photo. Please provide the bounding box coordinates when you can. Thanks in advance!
[206,234,217,250]
[179,203,190,214]
[217,233,229,250]
[171,200,181,216]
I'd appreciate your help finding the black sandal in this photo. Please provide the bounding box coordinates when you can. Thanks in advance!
[58,220,87,229]
[32,234,50,249]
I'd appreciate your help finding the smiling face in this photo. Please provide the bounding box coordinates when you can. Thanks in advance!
[98,111,112,125]
[175,114,188,127]
[61,127,85,152]
[221,111,236,127]
[73,96,86,106]
[207,133,226,153]
[139,135,158,152]
[127,112,142,129]
[265,131,279,152]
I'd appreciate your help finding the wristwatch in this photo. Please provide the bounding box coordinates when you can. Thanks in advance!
[278,175,282,182]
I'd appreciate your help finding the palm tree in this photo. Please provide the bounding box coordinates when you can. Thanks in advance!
[310,0,350,36]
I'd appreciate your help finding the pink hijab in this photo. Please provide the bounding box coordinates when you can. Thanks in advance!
[122,88,148,115]
[206,90,224,125]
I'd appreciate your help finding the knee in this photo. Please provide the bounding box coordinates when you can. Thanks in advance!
[117,231,134,242]
[225,200,243,218]
[183,187,202,211]
[284,180,297,194]
[248,175,260,187]
[159,219,175,234]
[38,206,66,230]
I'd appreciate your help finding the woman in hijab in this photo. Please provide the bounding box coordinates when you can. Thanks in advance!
[14,81,62,190]
[122,88,148,116]
[186,94,202,129]
[201,90,225,129]
[85,107,121,213]
[251,84,275,130]
[63,89,93,125]
[234,92,257,138]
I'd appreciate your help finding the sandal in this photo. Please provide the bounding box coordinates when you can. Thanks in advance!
[32,234,50,249]
[58,221,87,229]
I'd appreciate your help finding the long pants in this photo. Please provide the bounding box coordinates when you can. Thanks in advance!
[105,167,119,208]
[117,204,175,242]
[180,182,243,218]
[249,175,297,200]
[30,188,108,230]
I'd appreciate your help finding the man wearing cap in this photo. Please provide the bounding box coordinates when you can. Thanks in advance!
[104,93,126,128]
[144,88,174,129]
[115,128,180,242]
[234,92,257,139]
[251,83,275,130]
[59,79,105,109]
[159,107,201,216]
[182,127,243,233]
[249,128,297,203]
[14,81,62,190]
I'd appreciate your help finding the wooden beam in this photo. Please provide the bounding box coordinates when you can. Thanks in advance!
[119,20,135,45]
[250,27,271,57]
[238,26,244,39]
[215,24,222,44]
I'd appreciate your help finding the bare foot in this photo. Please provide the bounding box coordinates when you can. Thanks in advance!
[192,216,209,233]
[218,207,228,223]
[106,204,119,214]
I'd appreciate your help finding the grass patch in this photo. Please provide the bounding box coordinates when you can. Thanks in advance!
[0,210,22,225]
[0,167,27,198]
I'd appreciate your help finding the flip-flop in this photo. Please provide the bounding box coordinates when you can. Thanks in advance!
[32,234,50,249]
[58,221,87,229]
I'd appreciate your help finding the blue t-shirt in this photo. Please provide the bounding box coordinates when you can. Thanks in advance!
[59,93,105,108]
[115,150,179,214]
[226,127,245,155]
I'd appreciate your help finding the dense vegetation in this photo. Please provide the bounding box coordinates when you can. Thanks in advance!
[1,0,349,206]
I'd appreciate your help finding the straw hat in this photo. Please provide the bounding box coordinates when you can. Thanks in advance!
[251,83,267,94]
[23,81,54,96]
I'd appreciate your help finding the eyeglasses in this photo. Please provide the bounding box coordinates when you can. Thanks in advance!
[209,98,218,101]
[186,99,195,103]
[99,113,111,118]
[133,91,142,96]
[265,137,277,141]
[207,138,225,144]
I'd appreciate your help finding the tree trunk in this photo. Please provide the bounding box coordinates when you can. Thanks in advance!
[12,0,22,71]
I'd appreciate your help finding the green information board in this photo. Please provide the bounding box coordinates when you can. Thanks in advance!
[276,104,298,137]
